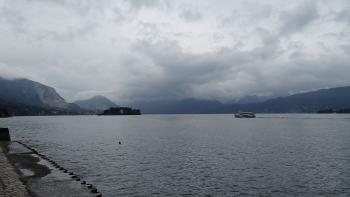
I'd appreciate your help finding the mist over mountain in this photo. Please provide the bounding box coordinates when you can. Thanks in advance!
[1,76,350,115]
[130,99,226,114]
[233,95,274,104]
[74,95,118,111]
[245,86,350,113]
[130,86,350,114]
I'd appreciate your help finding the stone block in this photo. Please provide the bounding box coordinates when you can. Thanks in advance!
[0,128,11,141]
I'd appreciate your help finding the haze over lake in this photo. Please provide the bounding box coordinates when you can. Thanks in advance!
[2,114,350,196]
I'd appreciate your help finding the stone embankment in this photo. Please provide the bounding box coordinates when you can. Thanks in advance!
[0,127,102,197]
[0,143,29,197]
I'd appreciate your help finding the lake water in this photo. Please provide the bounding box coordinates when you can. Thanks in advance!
[1,114,350,196]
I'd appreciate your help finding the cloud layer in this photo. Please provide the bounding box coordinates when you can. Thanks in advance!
[0,0,349,103]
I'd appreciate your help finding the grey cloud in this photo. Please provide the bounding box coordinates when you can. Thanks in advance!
[34,21,100,42]
[220,2,272,27]
[136,22,162,42]
[114,39,281,101]
[0,0,349,103]
[126,0,162,10]
[336,9,350,25]
[180,9,202,22]
[340,44,350,54]
[279,1,319,35]
[36,0,112,16]
[115,33,350,102]
[0,5,26,33]
[212,33,225,43]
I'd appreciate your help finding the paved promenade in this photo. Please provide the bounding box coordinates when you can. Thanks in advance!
[0,143,29,197]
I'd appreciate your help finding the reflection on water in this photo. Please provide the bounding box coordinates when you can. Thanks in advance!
[1,114,350,196]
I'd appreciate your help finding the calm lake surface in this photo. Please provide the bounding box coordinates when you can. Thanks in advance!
[1,114,350,196]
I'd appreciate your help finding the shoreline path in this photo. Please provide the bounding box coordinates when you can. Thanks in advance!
[0,143,29,197]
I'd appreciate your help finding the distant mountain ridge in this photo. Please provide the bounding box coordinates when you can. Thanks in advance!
[1,76,350,115]
[0,77,89,115]
[74,95,118,111]
[0,77,69,109]
[241,86,350,113]
[0,97,85,116]
[131,86,350,114]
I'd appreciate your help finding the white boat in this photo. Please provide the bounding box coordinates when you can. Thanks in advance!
[234,112,256,118]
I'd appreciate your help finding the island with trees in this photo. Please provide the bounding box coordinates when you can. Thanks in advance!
[99,107,141,115]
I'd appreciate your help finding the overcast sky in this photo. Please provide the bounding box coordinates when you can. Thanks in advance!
[0,0,349,103]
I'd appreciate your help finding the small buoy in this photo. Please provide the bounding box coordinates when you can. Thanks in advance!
[119,141,121,145]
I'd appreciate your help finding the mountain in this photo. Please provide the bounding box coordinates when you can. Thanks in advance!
[0,97,87,116]
[130,86,350,114]
[0,77,90,115]
[0,77,69,109]
[74,95,118,111]
[2,76,350,115]
[242,86,350,113]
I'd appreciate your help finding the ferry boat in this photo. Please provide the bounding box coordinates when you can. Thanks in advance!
[234,112,256,118]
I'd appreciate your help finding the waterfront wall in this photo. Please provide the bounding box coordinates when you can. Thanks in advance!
[0,128,11,141]
[0,143,29,197]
